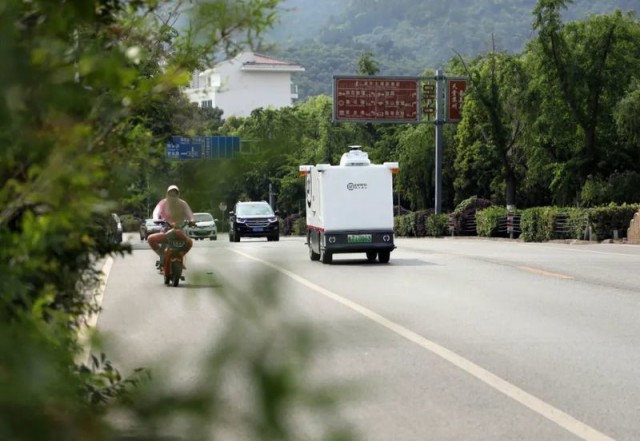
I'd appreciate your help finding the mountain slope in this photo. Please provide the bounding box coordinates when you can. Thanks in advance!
[265,0,638,99]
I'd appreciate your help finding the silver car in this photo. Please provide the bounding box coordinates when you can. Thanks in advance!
[140,218,163,240]
[185,212,218,240]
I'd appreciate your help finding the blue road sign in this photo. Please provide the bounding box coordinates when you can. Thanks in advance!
[167,136,240,160]
[165,143,202,159]
[166,143,180,160]
[207,136,240,159]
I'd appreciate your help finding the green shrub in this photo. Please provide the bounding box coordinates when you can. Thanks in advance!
[292,216,307,236]
[414,210,432,237]
[520,207,555,242]
[552,207,588,240]
[451,196,492,235]
[394,212,448,237]
[453,196,493,215]
[581,172,640,206]
[394,214,415,237]
[588,203,640,240]
[120,214,141,232]
[282,214,305,236]
[453,196,477,216]
[403,214,416,237]
[518,203,639,242]
[394,215,403,236]
[426,213,449,237]
[476,206,508,237]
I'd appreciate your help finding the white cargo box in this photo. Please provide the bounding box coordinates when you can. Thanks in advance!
[300,146,399,264]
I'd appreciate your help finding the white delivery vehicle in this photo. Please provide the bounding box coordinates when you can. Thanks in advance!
[299,146,399,264]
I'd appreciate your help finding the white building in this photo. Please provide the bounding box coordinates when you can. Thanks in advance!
[185,51,305,118]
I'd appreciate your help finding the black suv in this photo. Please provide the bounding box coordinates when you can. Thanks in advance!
[229,201,279,242]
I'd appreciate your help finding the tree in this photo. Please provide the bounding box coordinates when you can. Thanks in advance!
[454,48,529,207]
[357,51,380,75]
[614,80,640,147]
[0,1,364,439]
[356,51,383,151]
[530,1,640,203]
[395,124,436,210]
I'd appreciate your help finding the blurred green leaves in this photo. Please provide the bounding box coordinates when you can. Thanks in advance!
[0,0,362,440]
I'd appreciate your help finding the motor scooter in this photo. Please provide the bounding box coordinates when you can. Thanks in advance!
[154,220,193,287]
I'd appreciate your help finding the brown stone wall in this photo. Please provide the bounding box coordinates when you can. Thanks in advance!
[628,211,640,244]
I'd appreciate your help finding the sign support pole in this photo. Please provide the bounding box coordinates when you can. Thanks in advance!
[434,68,445,215]
[269,183,275,209]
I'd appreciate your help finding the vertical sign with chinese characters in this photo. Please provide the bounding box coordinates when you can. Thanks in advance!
[421,80,437,122]
[447,78,467,122]
[333,76,420,123]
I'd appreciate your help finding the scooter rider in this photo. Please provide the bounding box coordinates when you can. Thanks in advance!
[148,185,195,270]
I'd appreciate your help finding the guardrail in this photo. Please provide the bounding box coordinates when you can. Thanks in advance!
[553,213,590,239]
[441,209,630,240]
[462,215,477,234]
[497,215,521,236]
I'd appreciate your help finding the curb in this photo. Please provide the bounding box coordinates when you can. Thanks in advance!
[76,256,114,365]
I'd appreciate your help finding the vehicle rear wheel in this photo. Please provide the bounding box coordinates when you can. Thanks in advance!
[378,250,390,264]
[366,251,378,262]
[309,242,320,261]
[171,261,182,287]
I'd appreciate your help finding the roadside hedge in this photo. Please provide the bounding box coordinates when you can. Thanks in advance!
[588,203,639,240]
[279,203,640,241]
[520,207,556,242]
[120,214,140,232]
[394,203,639,242]
[394,212,449,237]
[293,216,307,235]
[476,206,508,237]
[394,213,416,237]
[282,213,307,236]
[414,210,432,237]
[450,196,492,235]
[427,213,449,237]
[555,207,589,240]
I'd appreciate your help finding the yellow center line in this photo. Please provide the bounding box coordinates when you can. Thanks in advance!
[518,266,575,280]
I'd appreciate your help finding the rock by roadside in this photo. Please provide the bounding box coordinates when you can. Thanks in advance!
[628,210,640,244]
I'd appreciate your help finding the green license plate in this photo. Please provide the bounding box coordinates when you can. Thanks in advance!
[347,234,372,244]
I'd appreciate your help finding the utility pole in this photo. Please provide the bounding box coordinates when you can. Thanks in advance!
[269,183,275,209]
[434,67,445,214]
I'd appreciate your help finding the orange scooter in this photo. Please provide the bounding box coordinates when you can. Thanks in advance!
[155,221,193,287]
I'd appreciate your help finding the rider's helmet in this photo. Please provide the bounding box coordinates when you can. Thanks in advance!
[167,184,180,197]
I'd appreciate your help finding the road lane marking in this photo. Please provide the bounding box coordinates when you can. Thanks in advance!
[518,266,575,280]
[231,249,615,441]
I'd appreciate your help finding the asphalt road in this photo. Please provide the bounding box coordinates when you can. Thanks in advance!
[97,233,640,441]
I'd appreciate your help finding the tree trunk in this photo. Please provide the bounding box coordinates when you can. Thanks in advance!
[505,171,517,208]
